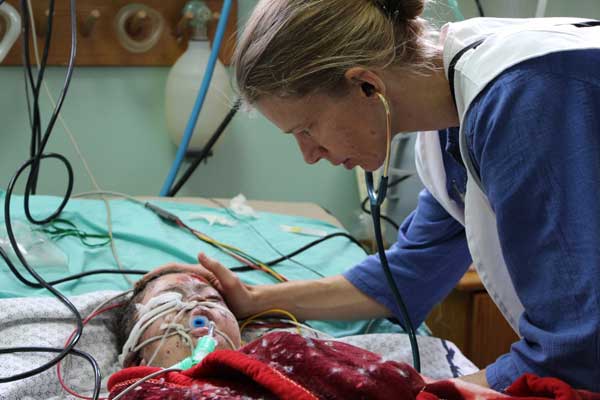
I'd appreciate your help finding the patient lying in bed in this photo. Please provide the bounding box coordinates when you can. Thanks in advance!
[113,265,478,399]
[111,265,600,400]
[116,263,243,368]
[117,262,325,367]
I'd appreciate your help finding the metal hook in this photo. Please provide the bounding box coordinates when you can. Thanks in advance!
[126,9,149,37]
[34,8,49,37]
[175,10,194,42]
[80,9,100,37]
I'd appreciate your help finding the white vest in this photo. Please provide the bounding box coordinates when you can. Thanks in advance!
[415,17,600,334]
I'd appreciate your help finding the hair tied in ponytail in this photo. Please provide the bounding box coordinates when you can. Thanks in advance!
[374,0,423,21]
[374,0,403,20]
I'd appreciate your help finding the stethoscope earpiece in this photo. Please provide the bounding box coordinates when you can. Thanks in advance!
[361,82,376,97]
[365,89,392,207]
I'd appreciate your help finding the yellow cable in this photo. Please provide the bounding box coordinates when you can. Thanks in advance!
[191,230,288,282]
[239,309,302,336]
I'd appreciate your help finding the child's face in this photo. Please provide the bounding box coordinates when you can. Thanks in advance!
[133,271,241,367]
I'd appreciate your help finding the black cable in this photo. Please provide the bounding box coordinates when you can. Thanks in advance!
[474,0,485,16]
[2,157,85,383]
[167,99,242,197]
[26,0,56,194]
[371,202,421,372]
[0,2,102,396]
[230,231,369,273]
[361,196,399,230]
[20,0,38,167]
[0,347,101,399]
[25,5,75,223]
[0,247,145,288]
[267,232,367,263]
[207,198,327,278]
[360,174,412,232]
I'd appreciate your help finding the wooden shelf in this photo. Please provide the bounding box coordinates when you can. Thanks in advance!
[0,0,237,66]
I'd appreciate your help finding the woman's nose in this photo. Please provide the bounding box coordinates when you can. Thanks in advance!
[301,142,326,164]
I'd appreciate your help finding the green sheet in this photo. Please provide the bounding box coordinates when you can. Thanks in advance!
[0,191,429,337]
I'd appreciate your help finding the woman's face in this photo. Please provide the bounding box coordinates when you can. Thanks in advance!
[256,89,389,171]
[134,272,241,367]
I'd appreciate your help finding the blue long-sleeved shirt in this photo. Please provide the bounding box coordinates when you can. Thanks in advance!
[344,49,600,392]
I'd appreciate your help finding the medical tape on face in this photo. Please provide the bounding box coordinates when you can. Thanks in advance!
[120,293,237,366]
[146,307,190,366]
[138,323,237,355]
[159,323,195,348]
[214,326,237,350]
[138,300,235,358]
[133,331,187,353]
[131,299,238,364]
[119,292,194,366]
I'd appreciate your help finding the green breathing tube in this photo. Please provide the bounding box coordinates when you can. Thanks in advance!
[171,321,217,370]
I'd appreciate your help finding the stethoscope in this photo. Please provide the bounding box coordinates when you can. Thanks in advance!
[365,92,392,208]
[365,91,421,372]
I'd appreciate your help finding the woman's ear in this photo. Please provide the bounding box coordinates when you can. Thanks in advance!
[344,67,386,98]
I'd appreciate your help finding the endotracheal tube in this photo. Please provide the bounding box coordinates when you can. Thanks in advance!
[171,320,217,370]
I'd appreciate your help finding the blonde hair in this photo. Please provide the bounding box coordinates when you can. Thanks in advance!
[234,0,439,104]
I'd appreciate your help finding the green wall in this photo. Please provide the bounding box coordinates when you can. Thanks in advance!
[1,0,599,229]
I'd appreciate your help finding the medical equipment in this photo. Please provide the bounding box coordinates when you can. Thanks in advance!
[144,201,290,282]
[115,4,164,53]
[165,0,233,151]
[360,174,413,231]
[0,0,97,391]
[119,291,238,367]
[57,293,130,398]
[160,0,234,196]
[0,2,389,396]
[281,225,328,237]
[239,308,302,338]
[22,0,132,286]
[364,88,421,372]
[171,321,217,370]
[0,219,69,273]
[36,218,111,248]
[191,314,210,328]
[0,2,20,62]
[474,0,485,17]
[0,2,150,396]
[166,99,241,196]
[207,197,329,279]
[111,367,182,400]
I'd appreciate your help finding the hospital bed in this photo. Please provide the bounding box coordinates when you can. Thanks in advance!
[0,194,478,399]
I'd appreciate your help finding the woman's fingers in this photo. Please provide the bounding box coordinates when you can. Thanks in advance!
[197,252,255,317]
[137,262,220,292]
[197,253,240,288]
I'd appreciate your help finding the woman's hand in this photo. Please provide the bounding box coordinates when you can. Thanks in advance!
[145,253,390,321]
[196,252,259,318]
[135,258,222,293]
